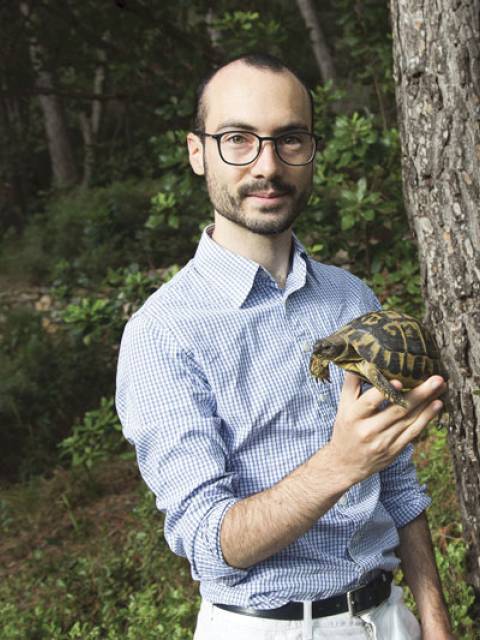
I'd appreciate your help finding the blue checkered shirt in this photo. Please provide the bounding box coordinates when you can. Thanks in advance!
[115,224,431,607]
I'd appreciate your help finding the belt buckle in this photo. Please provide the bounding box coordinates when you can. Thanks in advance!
[346,585,364,617]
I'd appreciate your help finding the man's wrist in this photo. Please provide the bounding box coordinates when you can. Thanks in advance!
[311,443,356,495]
[317,441,365,494]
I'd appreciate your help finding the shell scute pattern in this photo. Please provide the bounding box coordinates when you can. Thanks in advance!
[310,309,447,408]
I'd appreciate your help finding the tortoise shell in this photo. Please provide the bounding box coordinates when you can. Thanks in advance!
[309,309,447,407]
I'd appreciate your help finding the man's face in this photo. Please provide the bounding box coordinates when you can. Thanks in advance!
[188,63,314,236]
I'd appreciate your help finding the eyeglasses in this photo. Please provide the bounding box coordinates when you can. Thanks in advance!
[196,130,321,166]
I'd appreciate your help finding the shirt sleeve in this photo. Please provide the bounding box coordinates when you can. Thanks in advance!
[379,444,431,527]
[115,312,248,585]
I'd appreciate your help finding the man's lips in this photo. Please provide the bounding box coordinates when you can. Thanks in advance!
[246,191,289,199]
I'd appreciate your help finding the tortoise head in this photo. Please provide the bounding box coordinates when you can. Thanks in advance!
[309,339,345,382]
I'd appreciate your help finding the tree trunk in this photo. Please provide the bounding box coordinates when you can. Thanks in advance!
[295,0,336,85]
[19,1,78,188]
[80,51,106,188]
[0,88,27,233]
[79,112,94,189]
[205,8,224,54]
[390,0,480,592]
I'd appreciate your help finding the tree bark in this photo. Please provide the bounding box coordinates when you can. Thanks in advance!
[390,0,480,591]
[80,49,107,188]
[0,88,27,232]
[19,1,78,188]
[295,0,336,85]
[205,7,223,54]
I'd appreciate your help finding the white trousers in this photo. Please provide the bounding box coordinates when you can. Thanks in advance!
[193,585,421,640]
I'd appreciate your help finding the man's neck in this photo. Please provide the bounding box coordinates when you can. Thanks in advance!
[211,213,293,290]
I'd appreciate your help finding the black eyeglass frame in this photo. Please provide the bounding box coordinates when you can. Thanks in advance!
[195,130,322,167]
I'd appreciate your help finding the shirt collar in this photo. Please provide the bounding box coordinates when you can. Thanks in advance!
[193,223,310,308]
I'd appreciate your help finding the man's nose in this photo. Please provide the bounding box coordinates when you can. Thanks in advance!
[250,140,282,177]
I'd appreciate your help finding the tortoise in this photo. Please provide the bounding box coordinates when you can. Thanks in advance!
[309,310,447,408]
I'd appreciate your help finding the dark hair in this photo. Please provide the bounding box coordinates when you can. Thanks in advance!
[192,52,314,132]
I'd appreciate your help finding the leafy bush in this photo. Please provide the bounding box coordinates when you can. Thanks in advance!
[334,0,396,113]
[210,10,287,57]
[0,307,116,482]
[60,263,179,345]
[0,221,52,284]
[417,429,477,635]
[295,85,421,314]
[0,179,200,287]
[43,180,176,282]
[0,263,182,483]
[399,427,478,637]
[58,398,131,471]
[0,480,199,640]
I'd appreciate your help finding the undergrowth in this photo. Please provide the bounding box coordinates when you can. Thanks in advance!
[0,428,477,639]
[0,459,199,639]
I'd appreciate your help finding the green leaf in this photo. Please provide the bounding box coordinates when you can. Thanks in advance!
[357,177,367,200]
[341,213,356,230]
[362,209,376,221]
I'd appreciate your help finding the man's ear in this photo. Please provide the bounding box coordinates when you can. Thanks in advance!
[187,132,205,176]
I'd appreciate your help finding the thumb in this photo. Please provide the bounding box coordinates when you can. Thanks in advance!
[339,371,362,403]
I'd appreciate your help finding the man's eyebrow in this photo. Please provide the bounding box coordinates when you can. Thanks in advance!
[215,121,310,133]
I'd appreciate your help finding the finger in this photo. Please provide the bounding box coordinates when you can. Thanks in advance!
[353,379,403,419]
[401,398,430,429]
[389,398,444,453]
[405,376,447,407]
[376,376,446,430]
[400,376,447,428]
[339,372,362,403]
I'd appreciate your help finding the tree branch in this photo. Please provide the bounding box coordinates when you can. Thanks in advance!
[295,0,336,85]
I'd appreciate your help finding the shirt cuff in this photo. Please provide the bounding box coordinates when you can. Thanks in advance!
[388,490,432,529]
[191,497,249,585]
[380,444,432,528]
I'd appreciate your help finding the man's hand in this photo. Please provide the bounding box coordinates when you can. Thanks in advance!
[327,372,447,485]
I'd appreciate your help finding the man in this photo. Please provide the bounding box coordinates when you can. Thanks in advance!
[116,53,454,640]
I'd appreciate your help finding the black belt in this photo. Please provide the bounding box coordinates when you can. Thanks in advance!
[214,571,392,620]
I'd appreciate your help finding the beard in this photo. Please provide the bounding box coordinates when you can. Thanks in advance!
[204,159,312,236]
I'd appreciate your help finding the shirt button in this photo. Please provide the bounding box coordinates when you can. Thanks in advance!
[301,341,310,353]
[338,494,348,507]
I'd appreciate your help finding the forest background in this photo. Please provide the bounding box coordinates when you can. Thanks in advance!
[0,1,478,638]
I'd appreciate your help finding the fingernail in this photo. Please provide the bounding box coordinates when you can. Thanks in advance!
[430,377,443,389]
[433,400,443,411]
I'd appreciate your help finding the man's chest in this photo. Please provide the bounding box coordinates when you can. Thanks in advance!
[176,290,348,483]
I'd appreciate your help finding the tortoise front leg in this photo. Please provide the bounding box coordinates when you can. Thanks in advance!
[357,360,408,408]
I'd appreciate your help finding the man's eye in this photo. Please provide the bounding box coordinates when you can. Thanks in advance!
[224,134,249,144]
[279,135,302,146]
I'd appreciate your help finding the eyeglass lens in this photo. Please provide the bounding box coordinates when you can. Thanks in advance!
[219,132,315,165]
